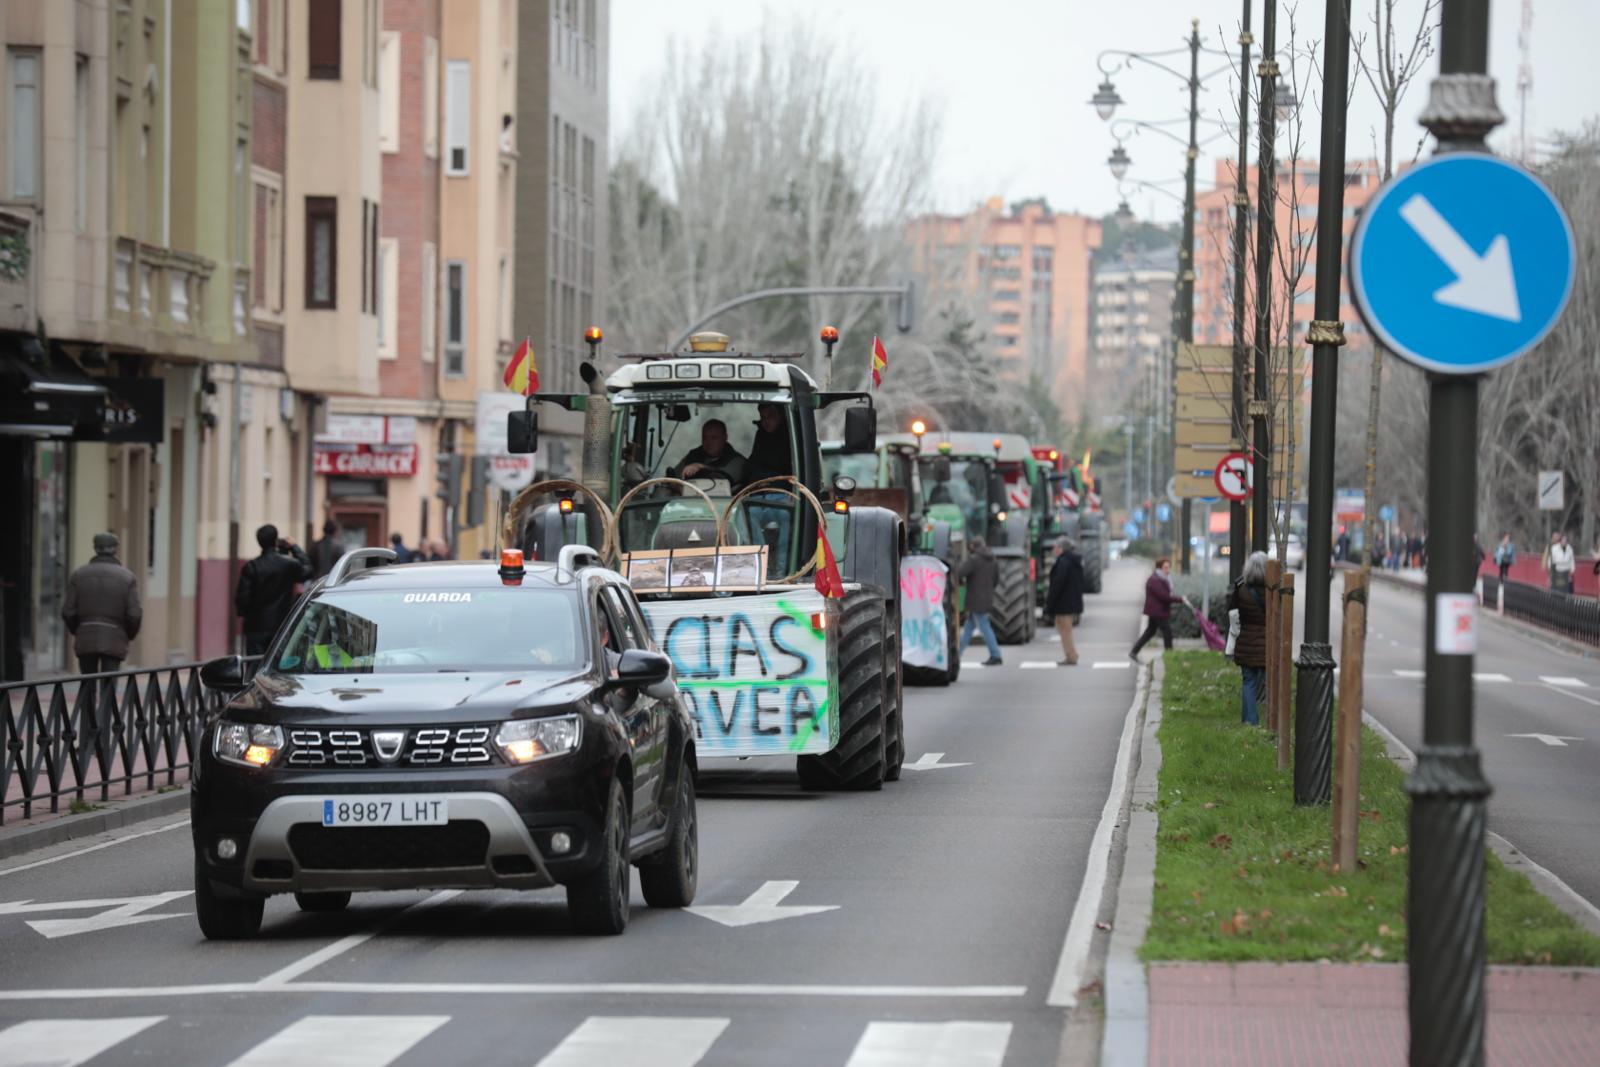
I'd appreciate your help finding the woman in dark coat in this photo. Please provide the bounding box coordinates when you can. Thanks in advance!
[1129,558,1186,660]
[1229,550,1270,725]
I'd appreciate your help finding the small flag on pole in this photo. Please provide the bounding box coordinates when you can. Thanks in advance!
[813,528,846,599]
[502,337,539,397]
[870,334,888,389]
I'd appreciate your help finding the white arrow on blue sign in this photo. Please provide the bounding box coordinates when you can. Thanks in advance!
[1349,153,1575,376]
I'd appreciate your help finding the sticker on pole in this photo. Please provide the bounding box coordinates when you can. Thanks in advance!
[1213,452,1252,502]
[1434,593,1478,656]
[1349,153,1575,375]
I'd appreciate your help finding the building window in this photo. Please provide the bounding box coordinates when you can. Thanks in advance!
[379,32,400,152]
[75,55,90,229]
[234,139,249,263]
[308,0,341,80]
[420,38,439,160]
[365,200,378,313]
[377,237,397,358]
[444,60,470,175]
[305,196,337,308]
[255,0,285,74]
[254,177,283,312]
[8,50,41,199]
[421,241,437,362]
[444,260,465,377]
[237,0,252,31]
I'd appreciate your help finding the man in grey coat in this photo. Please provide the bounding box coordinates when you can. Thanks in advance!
[956,536,1003,665]
[62,532,142,674]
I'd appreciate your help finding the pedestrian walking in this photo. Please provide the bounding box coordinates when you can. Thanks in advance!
[1544,532,1575,594]
[1129,558,1187,661]
[956,536,1003,666]
[61,532,142,675]
[308,520,342,580]
[1229,551,1269,726]
[389,531,417,563]
[1335,527,1351,562]
[1044,537,1085,666]
[1494,533,1516,583]
[235,524,312,656]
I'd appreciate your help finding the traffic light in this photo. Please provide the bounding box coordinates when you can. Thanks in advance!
[435,452,464,504]
[465,455,490,527]
[896,279,917,333]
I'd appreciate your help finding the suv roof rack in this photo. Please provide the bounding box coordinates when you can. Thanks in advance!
[326,547,398,588]
[556,544,602,584]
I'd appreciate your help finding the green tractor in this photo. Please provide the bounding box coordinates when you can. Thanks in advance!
[505,331,906,791]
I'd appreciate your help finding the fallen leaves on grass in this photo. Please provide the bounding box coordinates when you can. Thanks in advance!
[1209,833,1233,850]
[1220,910,1252,936]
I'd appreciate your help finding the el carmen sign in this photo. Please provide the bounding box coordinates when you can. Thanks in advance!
[314,442,418,478]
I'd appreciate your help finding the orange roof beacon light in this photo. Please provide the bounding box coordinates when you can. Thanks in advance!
[818,325,840,388]
[558,497,575,514]
[584,326,603,348]
[688,331,731,353]
[819,325,840,344]
[992,438,1003,457]
[498,547,526,585]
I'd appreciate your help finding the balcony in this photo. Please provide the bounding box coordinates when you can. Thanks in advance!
[112,237,215,337]
[0,210,35,333]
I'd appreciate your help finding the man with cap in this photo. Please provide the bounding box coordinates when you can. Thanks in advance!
[63,532,143,675]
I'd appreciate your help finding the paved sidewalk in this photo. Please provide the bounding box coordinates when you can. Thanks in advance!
[1147,961,1600,1066]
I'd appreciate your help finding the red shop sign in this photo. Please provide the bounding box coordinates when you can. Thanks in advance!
[314,442,418,478]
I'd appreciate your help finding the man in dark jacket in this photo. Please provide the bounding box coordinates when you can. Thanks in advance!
[1229,551,1270,725]
[62,532,142,674]
[308,520,342,579]
[1045,537,1085,665]
[235,524,312,656]
[956,537,1003,665]
[1129,558,1186,660]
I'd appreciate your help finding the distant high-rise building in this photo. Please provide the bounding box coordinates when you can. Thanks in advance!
[1090,244,1177,411]
[908,198,1101,423]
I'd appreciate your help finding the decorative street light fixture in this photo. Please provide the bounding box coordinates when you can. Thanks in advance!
[1090,79,1124,121]
[1107,144,1133,181]
[1114,199,1134,222]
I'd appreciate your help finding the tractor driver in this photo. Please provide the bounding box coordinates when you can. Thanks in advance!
[674,418,748,485]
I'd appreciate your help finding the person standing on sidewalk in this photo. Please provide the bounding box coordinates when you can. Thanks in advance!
[1494,533,1516,583]
[1045,537,1085,666]
[61,532,142,675]
[1543,532,1575,594]
[1229,551,1269,726]
[956,536,1003,666]
[308,520,342,580]
[1130,558,1186,661]
[235,524,312,656]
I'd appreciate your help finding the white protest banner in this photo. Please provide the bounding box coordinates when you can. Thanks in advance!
[899,556,950,671]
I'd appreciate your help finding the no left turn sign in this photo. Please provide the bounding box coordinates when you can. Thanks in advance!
[1214,452,1252,502]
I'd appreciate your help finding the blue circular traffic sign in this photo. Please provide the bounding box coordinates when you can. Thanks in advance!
[1349,153,1574,375]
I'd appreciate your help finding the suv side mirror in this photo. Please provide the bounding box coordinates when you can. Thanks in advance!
[842,406,877,453]
[507,409,539,454]
[200,655,249,693]
[614,648,672,687]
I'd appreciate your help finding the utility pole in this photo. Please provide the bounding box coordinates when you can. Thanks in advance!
[1293,0,1351,808]
[1177,19,1201,575]
[1251,3,1281,554]
[1228,1,1253,582]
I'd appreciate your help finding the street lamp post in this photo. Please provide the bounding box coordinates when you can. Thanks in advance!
[1293,0,1351,807]
[1227,3,1253,582]
[1251,6,1284,555]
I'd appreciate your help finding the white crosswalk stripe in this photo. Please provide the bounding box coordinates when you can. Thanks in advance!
[1474,672,1512,683]
[225,1015,449,1067]
[0,1016,165,1067]
[1019,661,1057,669]
[1092,661,1131,670]
[534,1017,730,1066]
[1540,676,1588,688]
[1393,669,1425,678]
[844,1021,1013,1066]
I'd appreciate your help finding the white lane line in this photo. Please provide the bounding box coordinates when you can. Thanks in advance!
[1541,676,1589,688]
[226,1015,448,1067]
[1092,661,1131,670]
[0,819,190,878]
[1544,684,1600,709]
[255,889,462,986]
[0,981,1029,1001]
[1474,673,1513,683]
[845,1021,1012,1067]
[0,1016,165,1067]
[1047,659,1149,1008]
[1393,669,1425,679]
[535,1017,730,1067]
[1020,661,1057,669]
[961,660,987,669]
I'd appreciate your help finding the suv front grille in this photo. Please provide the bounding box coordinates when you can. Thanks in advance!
[285,725,498,768]
[288,821,491,870]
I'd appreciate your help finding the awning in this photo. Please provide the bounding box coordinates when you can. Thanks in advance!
[0,339,107,439]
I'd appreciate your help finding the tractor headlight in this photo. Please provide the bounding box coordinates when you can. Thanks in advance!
[496,715,583,764]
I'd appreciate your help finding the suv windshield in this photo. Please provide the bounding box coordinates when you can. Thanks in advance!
[272,589,581,674]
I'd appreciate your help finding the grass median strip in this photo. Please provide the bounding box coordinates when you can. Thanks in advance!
[1142,650,1600,965]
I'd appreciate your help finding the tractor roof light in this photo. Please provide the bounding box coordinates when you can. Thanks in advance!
[688,331,731,352]
[911,419,927,437]
[819,326,840,344]
[499,547,526,585]
[584,326,603,347]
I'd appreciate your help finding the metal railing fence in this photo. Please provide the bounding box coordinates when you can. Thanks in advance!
[1497,578,1600,647]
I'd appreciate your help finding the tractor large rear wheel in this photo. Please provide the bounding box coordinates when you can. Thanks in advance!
[990,556,1034,645]
[883,620,905,782]
[797,589,887,791]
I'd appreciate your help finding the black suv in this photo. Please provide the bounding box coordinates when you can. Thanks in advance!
[192,546,697,939]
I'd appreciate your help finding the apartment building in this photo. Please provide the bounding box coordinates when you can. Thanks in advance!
[907,198,1100,422]
[1089,244,1177,411]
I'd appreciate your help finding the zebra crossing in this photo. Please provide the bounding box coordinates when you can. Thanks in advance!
[0,1013,1016,1067]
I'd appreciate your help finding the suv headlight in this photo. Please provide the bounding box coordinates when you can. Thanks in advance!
[496,715,582,764]
[214,722,285,768]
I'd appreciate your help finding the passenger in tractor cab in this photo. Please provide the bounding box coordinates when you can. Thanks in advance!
[673,418,748,485]
[745,402,793,484]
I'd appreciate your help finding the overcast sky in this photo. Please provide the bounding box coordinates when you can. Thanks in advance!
[611,0,1599,223]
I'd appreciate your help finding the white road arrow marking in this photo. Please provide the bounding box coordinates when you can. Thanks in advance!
[1398,194,1522,322]
[685,880,839,928]
[1507,733,1584,747]
[0,891,192,939]
[904,752,972,772]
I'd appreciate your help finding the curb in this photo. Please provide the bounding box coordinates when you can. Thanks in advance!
[1100,655,1162,1067]
[0,787,191,862]
[1361,711,1600,941]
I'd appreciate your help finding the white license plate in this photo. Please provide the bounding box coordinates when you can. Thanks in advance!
[320,795,449,827]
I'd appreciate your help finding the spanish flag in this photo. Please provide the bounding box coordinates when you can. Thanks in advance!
[870,334,888,389]
[813,528,846,599]
[502,337,539,396]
